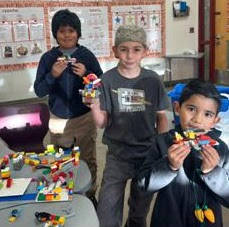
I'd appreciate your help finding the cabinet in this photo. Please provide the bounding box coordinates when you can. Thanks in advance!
[165,53,204,84]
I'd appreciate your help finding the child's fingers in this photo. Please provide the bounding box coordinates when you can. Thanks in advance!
[169,143,190,155]
[168,143,191,170]
[72,63,86,77]
[202,145,219,164]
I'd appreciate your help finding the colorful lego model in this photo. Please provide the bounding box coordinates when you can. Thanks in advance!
[44,143,80,158]
[36,169,75,202]
[1,166,10,179]
[45,144,56,155]
[67,171,74,198]
[11,152,24,171]
[50,158,73,177]
[79,73,101,104]
[9,209,22,222]
[0,155,10,179]
[24,153,41,167]
[36,187,71,202]
[174,132,184,142]
[49,148,80,177]
[35,211,65,226]
[184,130,196,139]
[174,129,219,151]
[37,179,48,191]
[57,55,76,64]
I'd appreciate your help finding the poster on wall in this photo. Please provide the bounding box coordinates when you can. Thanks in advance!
[0,22,13,43]
[49,7,110,57]
[111,5,162,55]
[0,7,46,67]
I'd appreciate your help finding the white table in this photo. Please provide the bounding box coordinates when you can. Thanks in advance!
[0,194,99,227]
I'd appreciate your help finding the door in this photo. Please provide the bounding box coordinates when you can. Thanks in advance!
[199,0,229,83]
[198,0,215,82]
[215,0,229,85]
[215,0,228,70]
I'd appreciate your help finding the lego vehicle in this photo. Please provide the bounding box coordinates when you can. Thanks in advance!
[57,55,76,63]
[35,211,65,226]
[174,129,218,151]
[9,209,22,222]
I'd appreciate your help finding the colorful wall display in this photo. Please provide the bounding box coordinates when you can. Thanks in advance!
[49,6,110,57]
[112,5,163,55]
[0,7,46,71]
[0,1,165,72]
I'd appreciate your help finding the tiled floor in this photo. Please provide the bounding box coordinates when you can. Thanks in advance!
[96,110,229,227]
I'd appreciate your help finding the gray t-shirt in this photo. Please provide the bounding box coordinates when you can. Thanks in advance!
[99,67,170,161]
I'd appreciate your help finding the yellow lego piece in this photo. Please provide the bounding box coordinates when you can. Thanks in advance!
[175,132,184,141]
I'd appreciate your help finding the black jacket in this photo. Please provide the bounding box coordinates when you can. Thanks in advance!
[34,45,103,118]
[139,125,229,227]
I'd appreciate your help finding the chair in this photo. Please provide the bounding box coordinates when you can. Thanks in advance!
[0,102,50,153]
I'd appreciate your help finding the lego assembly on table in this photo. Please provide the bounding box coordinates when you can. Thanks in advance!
[0,143,81,226]
[35,211,66,227]
[0,73,100,227]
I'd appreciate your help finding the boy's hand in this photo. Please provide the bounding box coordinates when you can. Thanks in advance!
[86,98,100,109]
[52,60,67,78]
[168,143,191,171]
[72,62,86,77]
[201,144,220,174]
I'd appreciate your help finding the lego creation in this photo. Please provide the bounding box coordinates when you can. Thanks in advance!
[9,208,23,222]
[79,73,101,104]
[174,129,219,151]
[35,170,75,202]
[35,211,65,226]
[57,55,76,64]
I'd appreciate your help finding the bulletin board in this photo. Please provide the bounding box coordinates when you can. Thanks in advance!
[111,4,163,55]
[49,6,110,57]
[0,7,46,71]
[0,0,165,72]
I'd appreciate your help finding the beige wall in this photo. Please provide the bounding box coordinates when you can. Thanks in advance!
[165,0,198,54]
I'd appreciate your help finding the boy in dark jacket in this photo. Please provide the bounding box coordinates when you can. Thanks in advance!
[34,9,103,205]
[139,79,229,227]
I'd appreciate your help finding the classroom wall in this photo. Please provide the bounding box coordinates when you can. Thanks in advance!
[0,0,199,103]
[165,0,198,54]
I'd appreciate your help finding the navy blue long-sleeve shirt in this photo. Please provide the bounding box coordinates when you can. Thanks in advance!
[34,45,103,119]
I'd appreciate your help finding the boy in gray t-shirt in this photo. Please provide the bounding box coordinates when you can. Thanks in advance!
[90,25,170,227]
